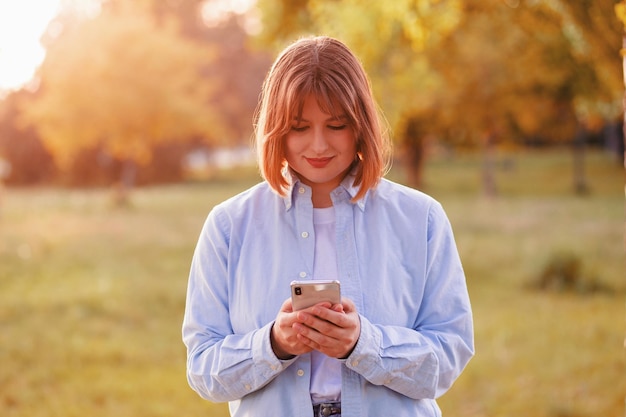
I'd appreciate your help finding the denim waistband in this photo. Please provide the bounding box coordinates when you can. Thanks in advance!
[313,401,341,417]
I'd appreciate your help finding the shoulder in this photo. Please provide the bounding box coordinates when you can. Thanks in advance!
[369,178,440,212]
[211,181,276,216]
[367,179,455,241]
[364,178,453,229]
[199,181,278,242]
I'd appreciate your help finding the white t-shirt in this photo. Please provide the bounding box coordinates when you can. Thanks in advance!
[310,207,341,403]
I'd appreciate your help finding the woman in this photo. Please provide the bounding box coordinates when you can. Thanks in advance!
[182,36,474,417]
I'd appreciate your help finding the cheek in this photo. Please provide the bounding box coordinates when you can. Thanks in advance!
[341,134,358,154]
[284,137,303,164]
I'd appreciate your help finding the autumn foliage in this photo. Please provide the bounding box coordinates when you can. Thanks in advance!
[0,0,622,189]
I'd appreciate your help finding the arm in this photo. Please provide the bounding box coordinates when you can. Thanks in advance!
[346,202,474,400]
[182,209,295,402]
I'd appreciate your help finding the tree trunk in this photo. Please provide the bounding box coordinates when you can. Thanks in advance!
[481,130,497,198]
[572,124,589,195]
[615,0,626,254]
[112,159,137,206]
[623,32,626,171]
[0,159,8,219]
[619,5,626,258]
[402,117,425,189]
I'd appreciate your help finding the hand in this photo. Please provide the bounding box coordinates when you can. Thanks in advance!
[270,298,325,359]
[292,297,360,359]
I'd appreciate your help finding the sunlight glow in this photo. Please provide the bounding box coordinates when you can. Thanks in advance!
[201,0,260,34]
[0,1,61,93]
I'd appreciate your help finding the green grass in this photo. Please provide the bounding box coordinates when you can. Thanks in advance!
[0,149,623,417]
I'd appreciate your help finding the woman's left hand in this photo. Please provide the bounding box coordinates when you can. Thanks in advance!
[292,297,361,359]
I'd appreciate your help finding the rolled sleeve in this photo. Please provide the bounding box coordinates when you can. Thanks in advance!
[345,315,440,400]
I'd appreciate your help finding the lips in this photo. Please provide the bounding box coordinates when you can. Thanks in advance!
[305,157,333,168]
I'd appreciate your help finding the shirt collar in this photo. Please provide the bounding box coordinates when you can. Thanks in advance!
[281,167,368,212]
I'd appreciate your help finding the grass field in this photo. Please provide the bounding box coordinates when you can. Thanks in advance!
[0,149,623,417]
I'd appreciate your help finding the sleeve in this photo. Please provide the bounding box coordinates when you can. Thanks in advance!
[345,201,474,400]
[181,208,295,402]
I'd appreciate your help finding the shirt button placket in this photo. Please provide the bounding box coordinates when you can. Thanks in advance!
[300,232,310,279]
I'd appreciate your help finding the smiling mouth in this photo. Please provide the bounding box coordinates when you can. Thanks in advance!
[305,157,333,168]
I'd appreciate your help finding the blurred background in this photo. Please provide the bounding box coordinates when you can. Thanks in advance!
[0,1,623,416]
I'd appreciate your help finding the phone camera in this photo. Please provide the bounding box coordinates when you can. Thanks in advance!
[295,287,302,295]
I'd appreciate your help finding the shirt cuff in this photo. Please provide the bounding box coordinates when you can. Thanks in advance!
[253,321,297,373]
[343,315,385,383]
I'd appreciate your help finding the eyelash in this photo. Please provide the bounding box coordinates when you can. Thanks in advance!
[291,125,347,132]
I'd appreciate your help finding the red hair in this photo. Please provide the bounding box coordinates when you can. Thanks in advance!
[254,36,392,202]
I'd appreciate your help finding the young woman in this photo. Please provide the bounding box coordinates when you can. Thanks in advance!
[182,36,474,417]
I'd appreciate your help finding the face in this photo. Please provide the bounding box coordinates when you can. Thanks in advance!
[285,94,357,195]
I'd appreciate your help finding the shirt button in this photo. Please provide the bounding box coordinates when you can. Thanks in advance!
[299,271,307,278]
[297,369,305,377]
[244,384,251,390]
[351,360,359,367]
[301,231,309,238]
[298,187,305,194]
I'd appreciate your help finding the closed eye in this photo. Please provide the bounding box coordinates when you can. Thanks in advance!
[291,125,308,132]
[328,124,347,131]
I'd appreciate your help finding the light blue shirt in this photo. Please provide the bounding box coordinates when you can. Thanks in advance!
[182,173,474,417]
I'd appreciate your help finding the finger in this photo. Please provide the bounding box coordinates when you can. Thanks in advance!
[300,305,361,350]
[295,333,322,350]
[293,322,332,349]
[341,297,357,313]
[306,306,345,328]
[296,330,345,358]
[294,320,355,358]
[294,318,345,353]
[280,297,295,313]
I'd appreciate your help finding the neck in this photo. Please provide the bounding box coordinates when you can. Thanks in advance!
[312,192,333,208]
[306,179,338,208]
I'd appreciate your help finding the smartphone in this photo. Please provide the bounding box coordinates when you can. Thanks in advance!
[290,280,341,311]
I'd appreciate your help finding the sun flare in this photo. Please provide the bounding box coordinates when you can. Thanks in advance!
[0,1,60,92]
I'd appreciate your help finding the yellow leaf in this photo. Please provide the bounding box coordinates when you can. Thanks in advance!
[615,2,626,26]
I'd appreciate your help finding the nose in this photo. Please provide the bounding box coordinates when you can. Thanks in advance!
[311,126,329,155]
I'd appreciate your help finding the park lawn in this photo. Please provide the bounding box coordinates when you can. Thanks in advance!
[0,149,623,417]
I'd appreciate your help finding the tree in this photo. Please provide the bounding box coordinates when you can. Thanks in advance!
[617,1,626,255]
[255,0,623,194]
[256,0,462,188]
[139,0,273,145]
[534,0,622,193]
[0,90,57,185]
[615,1,626,168]
[423,1,583,195]
[21,2,228,198]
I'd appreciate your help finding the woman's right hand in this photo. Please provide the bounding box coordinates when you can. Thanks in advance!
[270,298,323,359]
